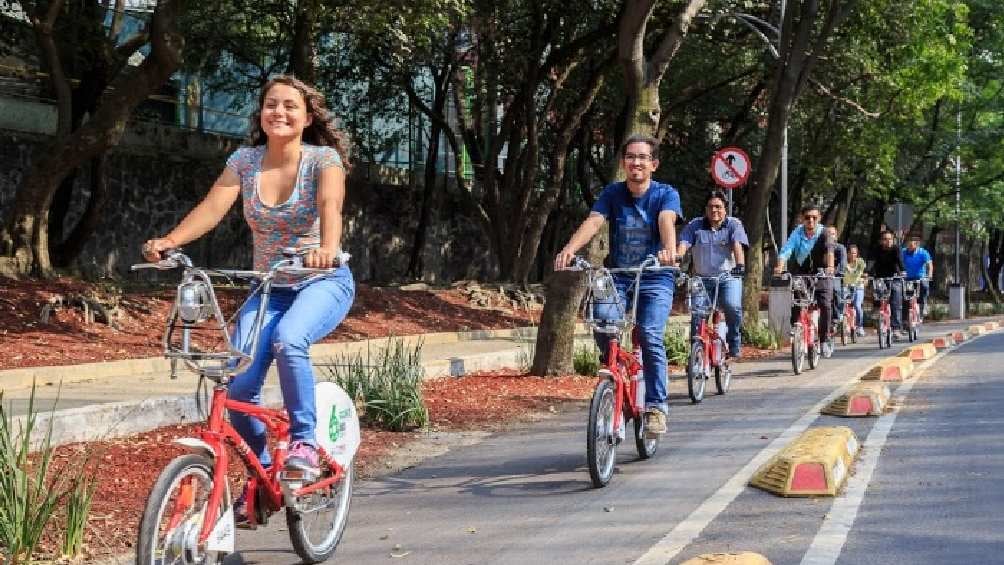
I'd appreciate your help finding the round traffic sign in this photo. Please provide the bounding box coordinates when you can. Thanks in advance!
[710,146,751,190]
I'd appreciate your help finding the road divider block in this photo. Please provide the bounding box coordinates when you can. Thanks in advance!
[750,426,860,497]
[898,343,937,361]
[931,335,954,348]
[822,382,890,417]
[951,330,968,343]
[860,356,914,382]
[681,552,772,565]
[986,321,1000,331]
[969,324,987,336]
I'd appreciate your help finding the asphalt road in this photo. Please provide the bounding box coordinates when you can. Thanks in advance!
[221,321,1003,565]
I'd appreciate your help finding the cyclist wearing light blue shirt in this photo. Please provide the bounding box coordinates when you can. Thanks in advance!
[902,234,933,315]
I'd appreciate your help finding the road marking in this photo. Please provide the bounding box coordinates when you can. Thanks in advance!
[799,338,969,565]
[632,327,996,565]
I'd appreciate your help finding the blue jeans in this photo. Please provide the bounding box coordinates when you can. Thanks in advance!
[229,268,355,467]
[852,287,865,327]
[689,275,743,358]
[593,273,675,415]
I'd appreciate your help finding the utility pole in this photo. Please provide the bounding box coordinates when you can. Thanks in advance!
[949,104,966,319]
[779,0,788,247]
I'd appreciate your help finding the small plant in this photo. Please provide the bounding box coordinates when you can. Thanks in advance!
[61,473,97,560]
[742,321,781,350]
[573,344,601,376]
[926,302,949,321]
[0,386,76,565]
[664,326,689,366]
[322,338,428,432]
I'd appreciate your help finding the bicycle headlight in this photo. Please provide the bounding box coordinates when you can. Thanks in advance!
[177,281,212,324]
[590,273,617,302]
[689,277,705,294]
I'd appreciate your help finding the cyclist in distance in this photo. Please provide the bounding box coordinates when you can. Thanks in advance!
[554,134,682,436]
[827,226,848,328]
[677,190,749,359]
[844,244,867,337]
[902,233,934,317]
[773,204,836,345]
[141,75,355,510]
[869,230,907,339]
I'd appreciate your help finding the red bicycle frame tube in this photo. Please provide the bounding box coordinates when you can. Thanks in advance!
[195,386,346,543]
[604,328,644,434]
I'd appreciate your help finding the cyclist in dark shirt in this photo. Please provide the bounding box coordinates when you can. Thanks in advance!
[869,230,908,337]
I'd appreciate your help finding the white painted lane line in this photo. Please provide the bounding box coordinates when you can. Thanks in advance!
[632,326,998,565]
[798,334,986,565]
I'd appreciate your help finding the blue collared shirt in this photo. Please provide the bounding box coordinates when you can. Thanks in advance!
[778,225,825,266]
[592,180,683,268]
[902,247,932,279]
[679,216,749,276]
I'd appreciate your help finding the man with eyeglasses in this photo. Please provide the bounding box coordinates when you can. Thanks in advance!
[870,230,907,338]
[773,204,836,348]
[677,190,748,360]
[555,134,682,437]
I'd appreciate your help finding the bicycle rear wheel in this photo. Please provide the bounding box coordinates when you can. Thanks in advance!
[714,353,731,395]
[587,379,617,487]
[808,331,822,369]
[791,323,805,375]
[848,309,858,344]
[136,453,229,565]
[633,412,658,459]
[687,342,706,404]
[286,465,354,563]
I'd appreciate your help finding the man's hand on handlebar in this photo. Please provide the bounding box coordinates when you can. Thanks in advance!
[731,264,746,277]
[657,248,677,266]
[554,248,576,271]
[142,237,178,262]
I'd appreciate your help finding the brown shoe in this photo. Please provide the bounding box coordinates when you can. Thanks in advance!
[644,409,667,438]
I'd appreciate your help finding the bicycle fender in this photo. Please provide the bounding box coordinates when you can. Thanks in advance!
[172,437,217,459]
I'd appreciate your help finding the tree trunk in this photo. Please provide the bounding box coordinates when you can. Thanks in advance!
[52,155,109,267]
[0,0,186,277]
[289,0,317,83]
[406,121,443,279]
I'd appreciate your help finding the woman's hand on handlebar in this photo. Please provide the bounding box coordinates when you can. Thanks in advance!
[142,237,177,262]
[304,246,340,269]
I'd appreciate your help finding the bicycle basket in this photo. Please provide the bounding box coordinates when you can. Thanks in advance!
[872,279,890,301]
[589,270,619,303]
[903,280,918,299]
[688,276,712,317]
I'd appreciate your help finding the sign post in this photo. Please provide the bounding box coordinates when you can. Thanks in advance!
[710,146,751,216]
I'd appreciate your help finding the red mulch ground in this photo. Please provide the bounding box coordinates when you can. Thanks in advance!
[29,370,593,562]
[0,277,538,370]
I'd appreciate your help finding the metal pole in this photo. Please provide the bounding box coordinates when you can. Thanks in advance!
[955,106,961,283]
[779,0,788,247]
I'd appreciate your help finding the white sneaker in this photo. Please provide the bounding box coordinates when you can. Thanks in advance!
[856,327,866,337]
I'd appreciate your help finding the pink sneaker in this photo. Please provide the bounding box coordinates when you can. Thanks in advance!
[285,441,320,478]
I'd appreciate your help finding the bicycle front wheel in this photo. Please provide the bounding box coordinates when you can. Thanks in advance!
[808,331,822,369]
[687,342,706,404]
[715,345,731,395]
[587,379,617,487]
[633,411,659,460]
[287,465,354,563]
[791,323,805,375]
[136,453,229,565]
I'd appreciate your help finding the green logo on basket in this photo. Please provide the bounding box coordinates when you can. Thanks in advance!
[328,408,341,442]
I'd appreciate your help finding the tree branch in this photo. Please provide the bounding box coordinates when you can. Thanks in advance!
[648,0,708,86]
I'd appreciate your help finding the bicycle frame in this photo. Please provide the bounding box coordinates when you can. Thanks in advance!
[688,273,731,373]
[789,274,821,347]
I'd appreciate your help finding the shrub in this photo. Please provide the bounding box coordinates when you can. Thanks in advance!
[321,338,428,432]
[926,302,949,321]
[742,321,781,350]
[573,344,601,376]
[664,326,689,366]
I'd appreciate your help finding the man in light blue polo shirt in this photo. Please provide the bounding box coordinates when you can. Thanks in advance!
[902,234,934,316]
[677,190,748,358]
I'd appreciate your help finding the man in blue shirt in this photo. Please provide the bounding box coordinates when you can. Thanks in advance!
[555,134,681,437]
[902,234,934,316]
[677,190,748,359]
[773,205,836,346]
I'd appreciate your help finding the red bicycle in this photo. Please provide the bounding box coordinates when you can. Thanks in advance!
[132,249,358,564]
[903,279,923,342]
[683,272,733,403]
[777,271,828,374]
[872,276,899,349]
[837,285,860,345]
[570,255,678,488]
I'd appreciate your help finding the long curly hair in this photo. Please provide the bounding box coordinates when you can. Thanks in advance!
[248,75,352,169]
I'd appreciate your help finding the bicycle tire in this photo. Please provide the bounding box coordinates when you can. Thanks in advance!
[839,319,847,346]
[714,353,731,395]
[849,311,858,344]
[587,379,617,488]
[808,331,822,369]
[286,465,354,563]
[791,323,805,374]
[687,342,706,404]
[136,453,228,565]
[634,411,658,459]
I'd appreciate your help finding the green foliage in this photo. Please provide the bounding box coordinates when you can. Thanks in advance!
[0,386,90,565]
[572,344,601,376]
[61,474,97,560]
[741,321,781,350]
[926,302,950,321]
[664,326,689,366]
[322,338,428,432]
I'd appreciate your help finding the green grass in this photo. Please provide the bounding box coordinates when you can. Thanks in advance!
[664,326,689,366]
[572,344,601,376]
[321,338,428,432]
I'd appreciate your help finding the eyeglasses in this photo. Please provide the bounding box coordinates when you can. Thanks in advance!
[803,215,820,221]
[623,153,653,162]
